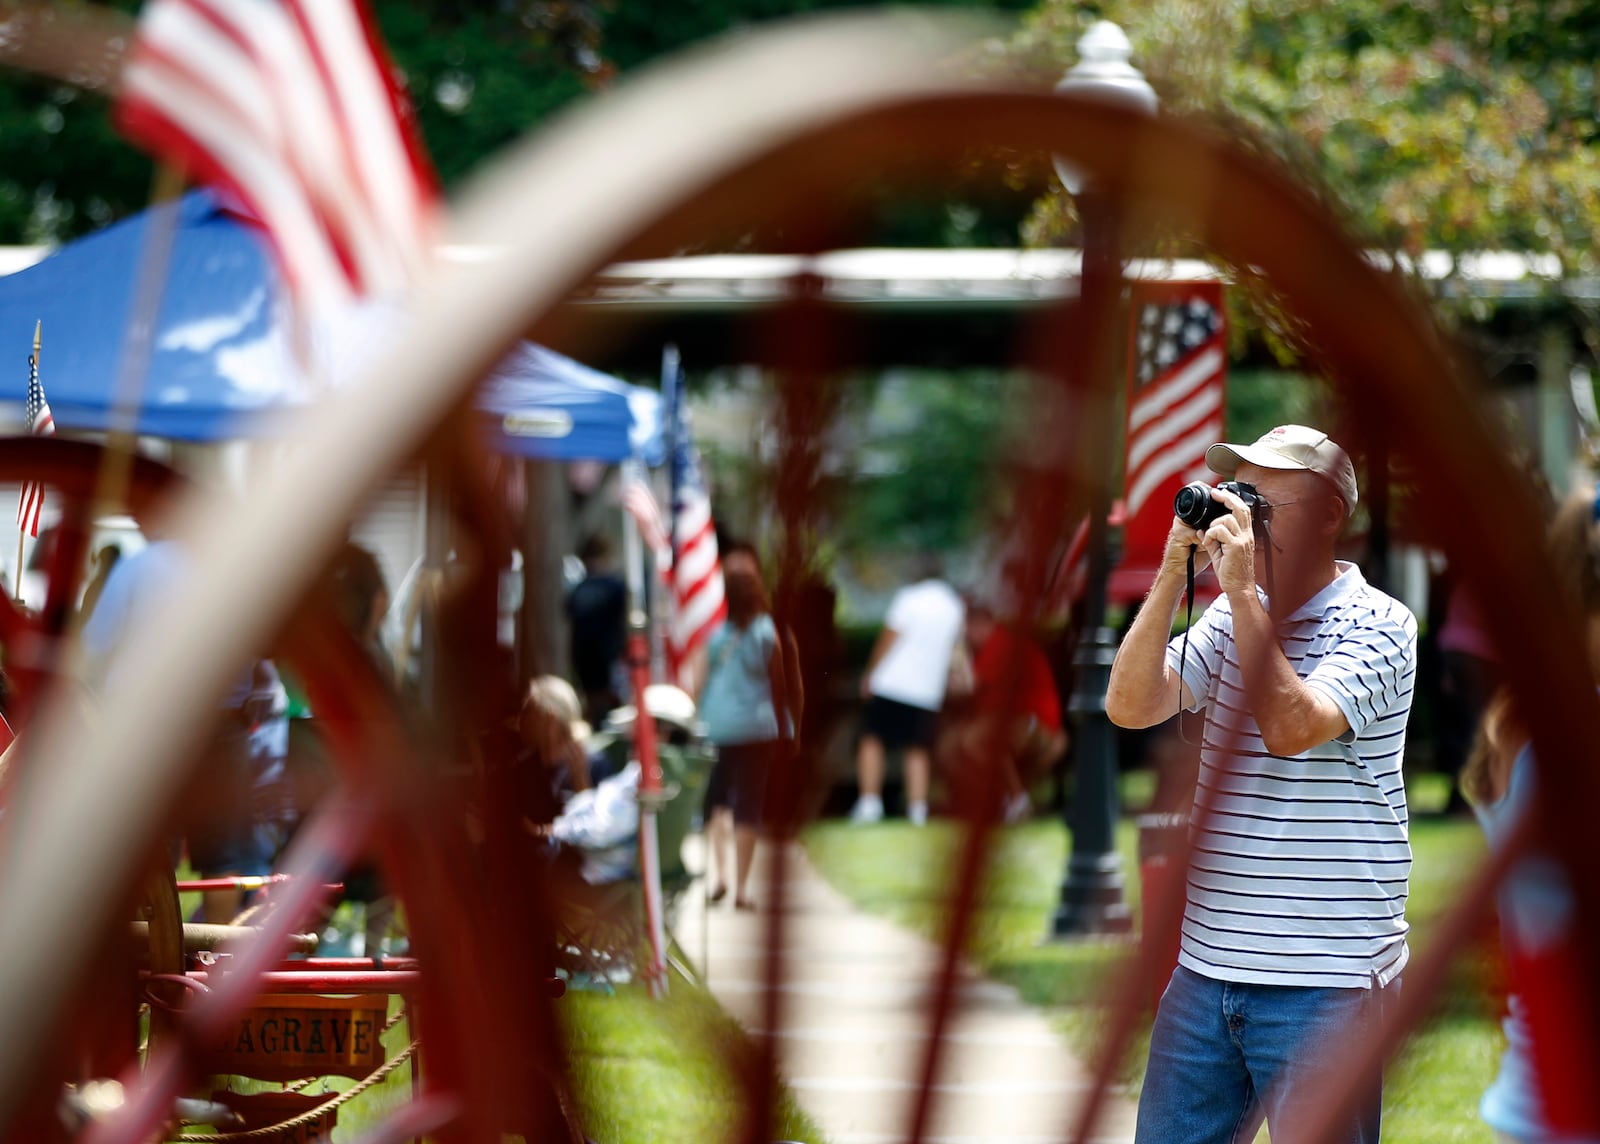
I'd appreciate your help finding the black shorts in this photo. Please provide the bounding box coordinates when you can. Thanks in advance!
[704,740,776,827]
[861,695,939,752]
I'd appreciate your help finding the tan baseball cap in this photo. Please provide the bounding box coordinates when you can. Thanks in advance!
[1205,424,1358,509]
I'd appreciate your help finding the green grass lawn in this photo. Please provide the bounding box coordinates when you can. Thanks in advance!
[172,885,823,1143]
[186,977,823,1143]
[563,981,822,1144]
[802,783,1505,1144]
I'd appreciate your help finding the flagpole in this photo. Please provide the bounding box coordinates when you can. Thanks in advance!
[662,344,682,681]
[625,342,684,998]
[622,454,670,997]
[14,322,39,606]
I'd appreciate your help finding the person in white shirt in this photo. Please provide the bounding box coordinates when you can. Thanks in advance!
[548,761,642,885]
[1107,425,1417,1144]
[849,558,965,826]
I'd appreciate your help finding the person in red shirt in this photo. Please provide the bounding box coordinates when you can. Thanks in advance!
[938,599,1067,823]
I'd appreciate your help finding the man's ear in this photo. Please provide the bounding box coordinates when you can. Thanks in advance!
[1324,494,1348,538]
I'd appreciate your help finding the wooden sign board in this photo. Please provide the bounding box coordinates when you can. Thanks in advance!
[209,994,389,1083]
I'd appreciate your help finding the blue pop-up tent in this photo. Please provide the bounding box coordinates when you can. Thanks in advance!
[0,191,658,462]
[478,342,661,465]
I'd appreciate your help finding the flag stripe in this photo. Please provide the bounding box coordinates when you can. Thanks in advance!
[116,0,436,330]
[293,1,428,258]
[662,363,724,685]
[120,56,354,304]
[287,2,398,285]
[124,22,358,297]
[673,585,726,646]
[1120,282,1228,570]
[18,348,55,538]
[1129,345,1225,433]
[622,476,670,558]
[1126,377,1224,476]
[1127,415,1224,516]
[674,531,718,587]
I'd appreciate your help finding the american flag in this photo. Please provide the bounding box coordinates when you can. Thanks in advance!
[114,0,437,319]
[621,470,670,559]
[1120,280,1227,566]
[17,333,54,539]
[663,383,725,688]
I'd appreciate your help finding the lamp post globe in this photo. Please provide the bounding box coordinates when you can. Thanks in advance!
[1049,21,1156,940]
[1051,21,1158,194]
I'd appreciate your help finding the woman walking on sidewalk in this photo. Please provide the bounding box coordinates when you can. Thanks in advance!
[691,543,801,911]
[1461,486,1600,1144]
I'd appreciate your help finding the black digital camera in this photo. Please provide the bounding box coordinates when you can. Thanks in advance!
[1173,480,1272,530]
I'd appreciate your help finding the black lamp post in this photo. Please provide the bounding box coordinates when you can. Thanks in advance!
[1050,21,1155,938]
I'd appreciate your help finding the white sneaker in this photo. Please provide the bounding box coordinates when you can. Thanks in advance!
[1003,792,1031,825]
[849,794,884,825]
[907,801,928,827]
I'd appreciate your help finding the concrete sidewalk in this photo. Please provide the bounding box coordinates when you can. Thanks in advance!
[675,839,1138,1144]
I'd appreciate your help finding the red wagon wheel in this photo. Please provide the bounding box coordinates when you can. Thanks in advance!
[0,436,576,1143]
[0,12,1595,1144]
[0,441,188,1112]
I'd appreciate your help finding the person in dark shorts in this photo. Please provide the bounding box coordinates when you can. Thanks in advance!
[849,560,965,825]
[861,695,939,759]
[690,544,800,911]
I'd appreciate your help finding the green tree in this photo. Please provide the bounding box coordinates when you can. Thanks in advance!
[834,369,1024,554]
[0,0,1035,245]
[1004,0,1600,275]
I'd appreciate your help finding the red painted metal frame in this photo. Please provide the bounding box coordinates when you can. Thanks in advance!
[172,876,342,894]
[174,971,422,994]
[0,436,575,1143]
[525,88,1600,1144]
[0,26,1595,1143]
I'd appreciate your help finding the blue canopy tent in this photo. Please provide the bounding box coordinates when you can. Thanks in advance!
[0,191,659,462]
[480,342,661,465]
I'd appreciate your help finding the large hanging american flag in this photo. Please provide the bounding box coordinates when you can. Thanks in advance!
[1118,279,1227,571]
[663,384,725,688]
[114,0,437,318]
[18,329,54,540]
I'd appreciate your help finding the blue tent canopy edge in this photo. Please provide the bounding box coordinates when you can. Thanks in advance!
[0,191,660,464]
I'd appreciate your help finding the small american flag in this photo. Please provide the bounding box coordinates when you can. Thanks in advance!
[622,470,670,559]
[18,331,54,539]
[1120,280,1227,565]
[114,0,437,320]
[664,398,725,687]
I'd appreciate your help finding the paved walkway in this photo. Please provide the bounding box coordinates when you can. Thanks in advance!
[675,839,1138,1144]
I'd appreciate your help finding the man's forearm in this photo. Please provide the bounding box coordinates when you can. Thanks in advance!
[1107,567,1189,728]
[1227,589,1343,755]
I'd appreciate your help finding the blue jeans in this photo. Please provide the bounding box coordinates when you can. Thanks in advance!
[1134,965,1395,1144]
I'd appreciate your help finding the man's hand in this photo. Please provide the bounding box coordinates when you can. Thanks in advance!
[1202,485,1257,596]
[1160,515,1211,577]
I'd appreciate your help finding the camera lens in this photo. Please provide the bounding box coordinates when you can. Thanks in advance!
[1174,482,1221,530]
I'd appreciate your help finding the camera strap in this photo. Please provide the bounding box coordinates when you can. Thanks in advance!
[1259,518,1278,622]
[1178,544,1196,731]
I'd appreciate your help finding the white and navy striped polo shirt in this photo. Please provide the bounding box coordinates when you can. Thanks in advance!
[1165,561,1417,989]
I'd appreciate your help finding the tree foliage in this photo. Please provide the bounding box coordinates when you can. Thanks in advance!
[833,369,1022,554]
[1004,0,1600,276]
[0,0,1032,245]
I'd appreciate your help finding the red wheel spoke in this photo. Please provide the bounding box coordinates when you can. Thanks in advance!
[83,788,378,1144]
[40,496,91,636]
[5,20,1600,1141]
[0,594,27,645]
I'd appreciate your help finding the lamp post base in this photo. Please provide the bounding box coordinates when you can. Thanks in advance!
[1051,851,1134,938]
